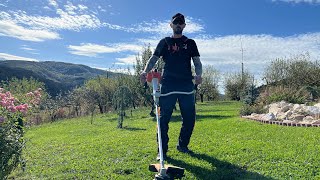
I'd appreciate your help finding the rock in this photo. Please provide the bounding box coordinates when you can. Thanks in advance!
[284,110,293,117]
[303,116,314,121]
[312,120,320,124]
[280,105,292,113]
[268,104,280,115]
[283,120,294,123]
[261,113,276,121]
[303,106,320,115]
[300,120,312,125]
[276,112,287,120]
[288,114,305,121]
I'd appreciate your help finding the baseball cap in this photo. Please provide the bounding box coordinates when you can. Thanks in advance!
[172,13,185,24]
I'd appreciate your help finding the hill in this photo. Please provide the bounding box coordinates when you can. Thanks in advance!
[0,60,117,95]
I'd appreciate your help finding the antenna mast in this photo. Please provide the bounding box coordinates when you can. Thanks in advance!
[240,36,245,80]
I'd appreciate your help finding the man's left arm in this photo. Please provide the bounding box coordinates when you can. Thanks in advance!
[192,56,202,84]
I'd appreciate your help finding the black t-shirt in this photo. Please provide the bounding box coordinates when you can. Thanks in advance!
[153,36,200,83]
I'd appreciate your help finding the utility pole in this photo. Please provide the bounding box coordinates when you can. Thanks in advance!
[240,37,244,78]
[240,36,245,81]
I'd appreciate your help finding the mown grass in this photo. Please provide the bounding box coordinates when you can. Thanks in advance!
[11,101,320,179]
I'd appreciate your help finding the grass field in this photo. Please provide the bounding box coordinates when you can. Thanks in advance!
[10,101,320,179]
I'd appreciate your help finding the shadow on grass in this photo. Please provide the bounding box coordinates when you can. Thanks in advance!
[162,115,234,122]
[196,115,234,121]
[122,126,146,131]
[196,101,237,106]
[167,152,274,180]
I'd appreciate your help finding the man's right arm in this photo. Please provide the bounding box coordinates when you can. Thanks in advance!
[140,55,159,83]
[140,39,164,83]
[143,55,159,73]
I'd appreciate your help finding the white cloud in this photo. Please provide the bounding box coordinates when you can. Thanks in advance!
[48,0,58,8]
[68,43,142,57]
[116,55,137,65]
[20,47,36,51]
[272,0,320,4]
[0,20,60,41]
[113,17,204,35]
[193,32,320,84]
[0,53,38,61]
[9,7,103,31]
[0,1,104,41]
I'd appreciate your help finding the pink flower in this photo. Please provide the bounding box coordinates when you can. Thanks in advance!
[0,93,5,100]
[8,105,17,113]
[16,104,29,113]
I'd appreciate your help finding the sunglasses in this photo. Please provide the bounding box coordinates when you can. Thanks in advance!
[172,19,185,25]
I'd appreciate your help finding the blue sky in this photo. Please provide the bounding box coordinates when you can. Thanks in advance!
[1,0,320,91]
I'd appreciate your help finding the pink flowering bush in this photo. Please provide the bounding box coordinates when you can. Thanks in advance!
[0,88,41,179]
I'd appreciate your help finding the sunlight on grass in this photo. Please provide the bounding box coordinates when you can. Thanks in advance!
[11,101,320,179]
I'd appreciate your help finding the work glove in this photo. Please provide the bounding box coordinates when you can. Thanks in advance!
[140,72,147,84]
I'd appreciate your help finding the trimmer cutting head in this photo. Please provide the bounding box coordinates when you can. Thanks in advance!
[149,163,185,179]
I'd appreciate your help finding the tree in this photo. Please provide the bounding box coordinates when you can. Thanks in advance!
[112,86,132,128]
[83,87,99,124]
[84,77,116,113]
[133,44,156,112]
[197,65,220,102]
[224,71,253,101]
[263,53,320,100]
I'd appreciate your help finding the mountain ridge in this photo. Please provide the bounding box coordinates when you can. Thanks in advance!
[0,60,117,95]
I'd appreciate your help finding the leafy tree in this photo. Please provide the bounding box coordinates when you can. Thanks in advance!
[133,44,156,110]
[84,77,116,113]
[82,87,99,124]
[112,86,132,128]
[263,53,320,100]
[224,71,253,101]
[197,65,220,102]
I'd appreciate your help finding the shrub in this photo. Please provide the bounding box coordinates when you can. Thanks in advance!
[257,86,311,105]
[264,53,320,88]
[242,84,260,105]
[240,104,267,116]
[0,88,41,179]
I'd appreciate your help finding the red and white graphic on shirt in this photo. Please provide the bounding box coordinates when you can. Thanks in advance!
[168,43,179,53]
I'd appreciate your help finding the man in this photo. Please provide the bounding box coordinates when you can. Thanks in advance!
[140,13,202,160]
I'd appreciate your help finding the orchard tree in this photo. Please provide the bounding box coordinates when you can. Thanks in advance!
[84,77,116,113]
[224,71,253,101]
[112,86,132,128]
[197,65,220,102]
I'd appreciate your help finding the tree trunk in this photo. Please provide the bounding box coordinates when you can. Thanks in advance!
[117,111,124,128]
[98,104,103,114]
[200,94,204,103]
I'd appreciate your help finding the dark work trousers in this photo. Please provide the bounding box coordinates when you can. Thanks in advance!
[158,81,196,154]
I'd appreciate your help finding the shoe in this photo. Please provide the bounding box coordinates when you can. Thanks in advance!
[177,145,193,154]
[156,153,167,161]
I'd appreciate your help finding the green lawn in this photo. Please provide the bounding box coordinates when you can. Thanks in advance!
[11,101,320,179]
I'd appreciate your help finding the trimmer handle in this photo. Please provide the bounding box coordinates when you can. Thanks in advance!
[147,70,161,83]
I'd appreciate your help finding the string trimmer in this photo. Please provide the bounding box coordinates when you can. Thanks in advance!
[146,70,192,180]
